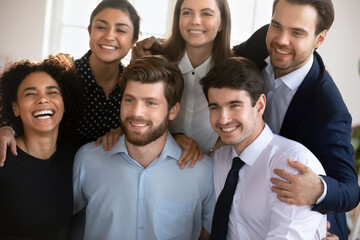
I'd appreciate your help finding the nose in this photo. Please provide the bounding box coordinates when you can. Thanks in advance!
[104,27,115,40]
[218,108,231,125]
[131,102,145,116]
[36,94,49,104]
[275,31,290,45]
[191,13,201,25]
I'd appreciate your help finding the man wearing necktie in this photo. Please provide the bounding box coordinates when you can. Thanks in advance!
[233,0,359,238]
[201,57,327,239]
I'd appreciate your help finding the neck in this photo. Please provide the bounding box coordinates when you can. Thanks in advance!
[125,133,167,168]
[17,130,58,159]
[234,120,265,155]
[185,44,213,68]
[273,52,313,79]
[88,53,120,98]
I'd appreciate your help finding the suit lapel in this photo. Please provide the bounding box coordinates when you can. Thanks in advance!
[279,52,322,137]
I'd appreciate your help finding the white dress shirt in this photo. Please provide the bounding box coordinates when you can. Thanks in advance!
[262,55,313,134]
[169,52,219,153]
[213,124,327,240]
[262,55,327,204]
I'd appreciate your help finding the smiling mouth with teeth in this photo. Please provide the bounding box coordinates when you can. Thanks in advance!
[276,48,291,55]
[220,126,237,132]
[101,45,116,50]
[189,30,205,35]
[33,110,54,119]
[131,122,148,127]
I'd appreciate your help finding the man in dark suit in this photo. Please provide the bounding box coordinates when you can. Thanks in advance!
[233,0,359,239]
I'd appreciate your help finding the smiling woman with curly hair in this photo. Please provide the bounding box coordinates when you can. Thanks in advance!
[0,53,82,239]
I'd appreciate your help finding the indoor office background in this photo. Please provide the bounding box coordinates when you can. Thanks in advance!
[0,0,359,126]
[0,0,360,238]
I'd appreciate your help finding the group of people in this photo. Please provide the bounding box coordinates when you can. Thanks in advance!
[0,0,359,239]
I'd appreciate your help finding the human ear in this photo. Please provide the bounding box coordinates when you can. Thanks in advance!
[169,102,180,120]
[314,30,327,49]
[12,102,20,117]
[256,94,266,116]
[217,22,223,32]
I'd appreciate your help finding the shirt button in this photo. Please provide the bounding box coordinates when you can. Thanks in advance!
[192,71,195,75]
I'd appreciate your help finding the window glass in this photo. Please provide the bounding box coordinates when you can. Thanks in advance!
[52,0,272,60]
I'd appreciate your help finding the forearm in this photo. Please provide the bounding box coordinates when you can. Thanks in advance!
[312,174,360,213]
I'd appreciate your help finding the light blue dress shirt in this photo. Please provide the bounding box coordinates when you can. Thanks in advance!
[73,131,215,240]
[262,55,314,134]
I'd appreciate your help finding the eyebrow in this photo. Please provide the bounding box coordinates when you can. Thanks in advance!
[181,7,216,13]
[271,20,308,34]
[208,100,244,107]
[123,93,160,101]
[23,86,60,92]
[95,19,131,28]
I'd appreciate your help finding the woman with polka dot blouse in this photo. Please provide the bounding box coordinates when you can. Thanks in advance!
[0,0,138,162]
[74,0,140,148]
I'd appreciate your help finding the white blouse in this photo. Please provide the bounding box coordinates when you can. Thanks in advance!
[169,52,219,153]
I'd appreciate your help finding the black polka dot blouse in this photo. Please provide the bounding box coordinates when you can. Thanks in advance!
[74,50,125,143]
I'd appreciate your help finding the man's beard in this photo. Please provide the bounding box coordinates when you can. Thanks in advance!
[119,114,169,146]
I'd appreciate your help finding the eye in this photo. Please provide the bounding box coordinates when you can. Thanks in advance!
[202,12,213,17]
[230,104,241,109]
[116,28,127,33]
[25,92,36,97]
[293,31,304,37]
[147,101,157,106]
[123,98,134,103]
[181,10,192,16]
[96,26,105,30]
[48,90,60,95]
[209,105,219,111]
[271,23,281,30]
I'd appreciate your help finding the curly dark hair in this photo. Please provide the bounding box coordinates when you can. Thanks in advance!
[0,53,83,138]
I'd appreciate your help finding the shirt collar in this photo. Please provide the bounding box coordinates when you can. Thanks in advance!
[231,124,274,167]
[264,54,314,91]
[77,49,125,74]
[178,51,213,78]
[109,131,182,163]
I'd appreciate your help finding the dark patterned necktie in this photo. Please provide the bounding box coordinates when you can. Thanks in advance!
[211,157,245,240]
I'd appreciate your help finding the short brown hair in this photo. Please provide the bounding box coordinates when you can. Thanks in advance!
[119,55,184,110]
[200,57,264,107]
[272,0,334,35]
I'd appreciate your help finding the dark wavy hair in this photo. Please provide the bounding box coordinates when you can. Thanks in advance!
[88,0,140,42]
[0,53,83,137]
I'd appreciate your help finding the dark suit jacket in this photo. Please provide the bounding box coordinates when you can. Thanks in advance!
[233,24,360,240]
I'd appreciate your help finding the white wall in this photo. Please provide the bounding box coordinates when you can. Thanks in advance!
[318,0,360,126]
[0,0,47,61]
[0,0,359,125]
